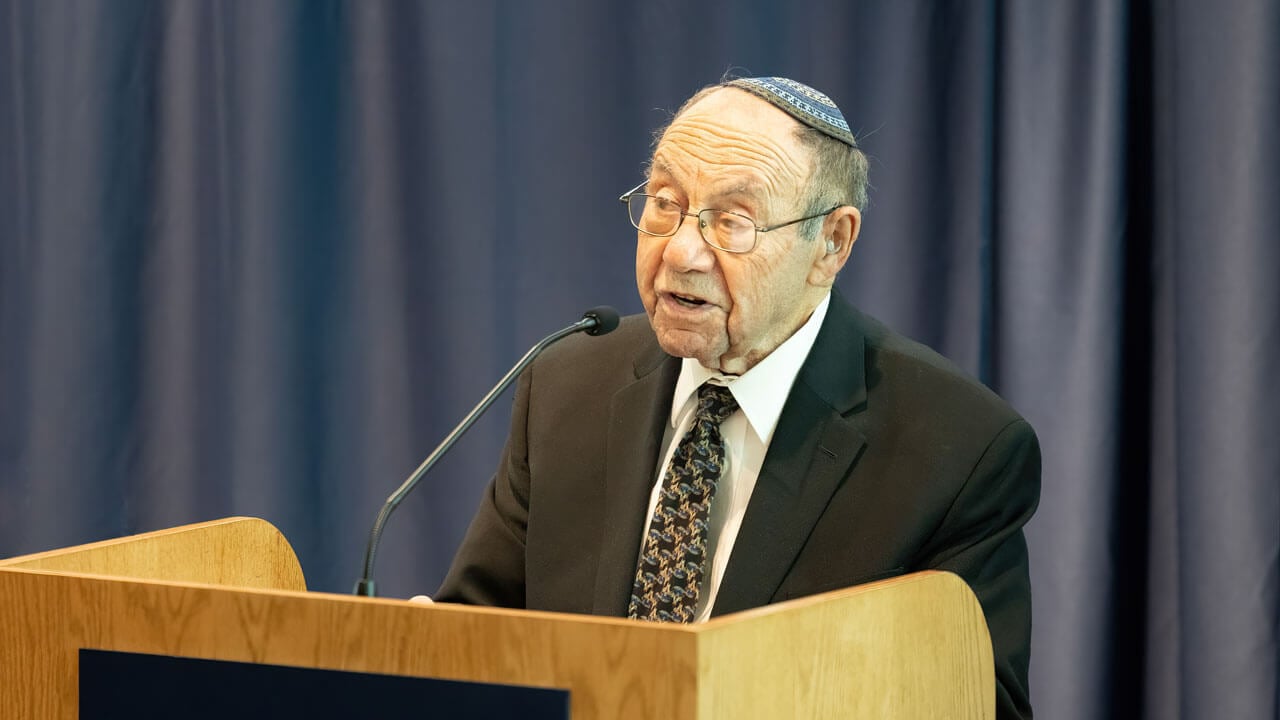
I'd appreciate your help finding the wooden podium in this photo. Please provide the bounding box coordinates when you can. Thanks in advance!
[0,517,994,718]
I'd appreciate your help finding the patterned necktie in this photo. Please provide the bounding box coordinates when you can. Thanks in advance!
[629,382,739,623]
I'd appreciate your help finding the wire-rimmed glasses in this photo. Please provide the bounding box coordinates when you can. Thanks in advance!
[619,181,837,254]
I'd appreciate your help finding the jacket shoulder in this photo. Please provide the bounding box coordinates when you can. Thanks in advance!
[853,308,1028,433]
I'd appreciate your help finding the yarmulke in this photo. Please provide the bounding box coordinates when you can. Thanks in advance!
[725,77,857,148]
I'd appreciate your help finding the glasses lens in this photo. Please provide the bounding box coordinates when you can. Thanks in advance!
[699,210,756,252]
[629,194,680,235]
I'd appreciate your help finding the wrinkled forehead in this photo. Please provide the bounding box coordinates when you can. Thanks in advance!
[651,88,811,204]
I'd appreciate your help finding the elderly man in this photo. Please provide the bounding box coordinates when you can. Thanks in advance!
[436,77,1040,719]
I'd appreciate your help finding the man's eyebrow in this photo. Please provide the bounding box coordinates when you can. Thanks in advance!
[704,181,765,206]
[644,163,763,206]
[715,181,758,197]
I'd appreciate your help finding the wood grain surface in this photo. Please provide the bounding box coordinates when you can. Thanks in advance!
[0,519,993,719]
[0,517,305,591]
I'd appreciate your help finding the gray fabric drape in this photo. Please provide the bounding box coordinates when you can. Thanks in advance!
[2,2,1276,718]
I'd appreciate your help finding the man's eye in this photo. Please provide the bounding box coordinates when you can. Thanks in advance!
[654,197,681,213]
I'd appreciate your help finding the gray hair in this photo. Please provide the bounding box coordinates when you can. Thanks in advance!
[793,124,870,239]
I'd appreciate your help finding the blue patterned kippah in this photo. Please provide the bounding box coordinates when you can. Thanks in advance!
[725,76,857,148]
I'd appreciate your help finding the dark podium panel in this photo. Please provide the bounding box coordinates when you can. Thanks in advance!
[80,650,569,720]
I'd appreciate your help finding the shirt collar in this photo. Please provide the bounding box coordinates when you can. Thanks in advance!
[670,292,831,444]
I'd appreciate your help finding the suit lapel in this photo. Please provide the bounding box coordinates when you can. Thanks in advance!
[590,342,679,616]
[711,294,870,616]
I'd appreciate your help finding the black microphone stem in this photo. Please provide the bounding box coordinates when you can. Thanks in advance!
[354,310,615,597]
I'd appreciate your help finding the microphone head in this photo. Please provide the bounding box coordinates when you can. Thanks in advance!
[582,306,621,336]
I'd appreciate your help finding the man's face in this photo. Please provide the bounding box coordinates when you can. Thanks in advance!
[636,88,827,374]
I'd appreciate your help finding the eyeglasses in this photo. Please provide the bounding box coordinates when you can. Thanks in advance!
[619,182,838,254]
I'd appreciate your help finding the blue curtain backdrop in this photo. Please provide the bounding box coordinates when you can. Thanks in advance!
[1,2,1276,718]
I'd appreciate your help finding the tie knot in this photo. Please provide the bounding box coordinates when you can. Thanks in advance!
[695,383,738,425]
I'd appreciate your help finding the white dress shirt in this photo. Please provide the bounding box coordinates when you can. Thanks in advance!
[638,293,832,621]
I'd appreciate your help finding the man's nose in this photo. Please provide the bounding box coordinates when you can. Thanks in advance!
[662,214,715,270]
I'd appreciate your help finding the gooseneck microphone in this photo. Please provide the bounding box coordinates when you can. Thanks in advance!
[354,306,621,597]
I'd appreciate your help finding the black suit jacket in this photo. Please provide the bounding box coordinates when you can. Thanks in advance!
[438,292,1040,719]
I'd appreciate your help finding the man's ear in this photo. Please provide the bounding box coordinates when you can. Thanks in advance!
[809,206,861,287]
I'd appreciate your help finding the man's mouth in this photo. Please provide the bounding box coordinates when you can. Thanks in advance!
[670,292,707,307]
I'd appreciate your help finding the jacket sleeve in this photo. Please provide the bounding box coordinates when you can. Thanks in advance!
[917,418,1041,720]
[433,366,534,608]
